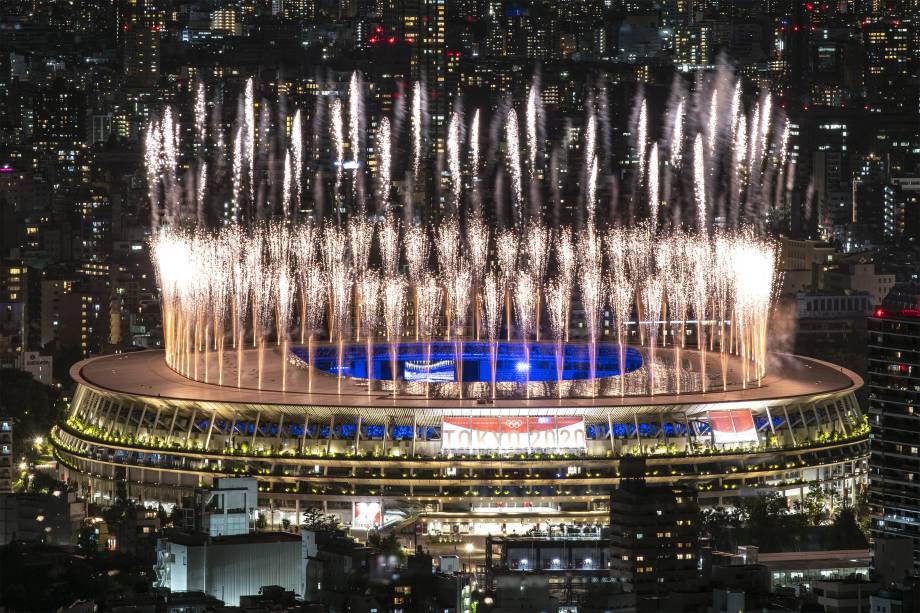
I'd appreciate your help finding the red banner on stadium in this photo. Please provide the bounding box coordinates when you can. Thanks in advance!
[708,409,758,444]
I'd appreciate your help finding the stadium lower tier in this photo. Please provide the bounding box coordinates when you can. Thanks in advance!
[52,350,869,531]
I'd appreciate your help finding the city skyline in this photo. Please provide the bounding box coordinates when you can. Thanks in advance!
[2,1,920,611]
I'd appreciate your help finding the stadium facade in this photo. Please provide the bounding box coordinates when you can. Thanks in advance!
[52,346,868,533]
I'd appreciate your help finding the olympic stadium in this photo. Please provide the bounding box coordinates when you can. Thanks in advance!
[51,340,867,534]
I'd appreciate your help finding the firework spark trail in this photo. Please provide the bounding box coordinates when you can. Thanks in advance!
[331,98,345,211]
[609,281,634,397]
[250,237,275,390]
[348,217,375,271]
[244,79,255,208]
[417,274,442,341]
[291,110,303,215]
[412,82,423,179]
[467,215,490,283]
[556,228,575,342]
[707,89,719,154]
[747,103,761,183]
[525,221,550,340]
[194,81,207,148]
[469,109,482,215]
[642,276,664,395]
[513,271,536,397]
[690,243,710,392]
[505,109,523,226]
[144,122,162,228]
[545,277,568,397]
[496,231,518,283]
[466,214,490,340]
[328,264,353,393]
[436,219,461,276]
[383,276,406,398]
[694,134,707,232]
[585,155,599,225]
[348,71,362,165]
[301,266,326,392]
[636,100,648,182]
[379,215,401,276]
[648,143,660,231]
[729,80,742,137]
[231,126,243,219]
[481,271,502,398]
[447,265,472,394]
[282,151,292,218]
[446,265,471,339]
[731,115,749,225]
[584,112,596,170]
[578,237,603,398]
[496,230,518,341]
[349,217,375,339]
[377,116,392,210]
[670,99,684,168]
[447,112,462,211]
[404,225,430,284]
[664,235,689,392]
[417,274,442,397]
[526,81,539,173]
[276,269,294,391]
[358,271,381,394]
[160,108,180,223]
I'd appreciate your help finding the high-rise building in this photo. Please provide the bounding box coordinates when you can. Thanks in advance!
[32,84,87,180]
[673,23,711,67]
[868,310,920,570]
[0,419,11,493]
[0,261,27,367]
[608,459,702,610]
[122,0,163,85]
[863,18,913,111]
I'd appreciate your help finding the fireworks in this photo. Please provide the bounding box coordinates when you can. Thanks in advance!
[379,215,401,276]
[377,116,392,208]
[505,109,523,224]
[648,143,659,231]
[447,112,463,208]
[436,219,461,276]
[404,225,430,284]
[147,68,784,400]
[412,82,423,179]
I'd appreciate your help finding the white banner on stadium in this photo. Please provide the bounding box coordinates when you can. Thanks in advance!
[441,416,587,451]
[708,409,758,444]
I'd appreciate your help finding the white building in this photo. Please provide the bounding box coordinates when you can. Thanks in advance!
[154,531,303,606]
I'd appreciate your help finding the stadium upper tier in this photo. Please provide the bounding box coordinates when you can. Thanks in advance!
[51,347,867,526]
[65,347,858,410]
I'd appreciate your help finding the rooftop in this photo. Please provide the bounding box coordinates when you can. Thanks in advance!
[71,348,862,414]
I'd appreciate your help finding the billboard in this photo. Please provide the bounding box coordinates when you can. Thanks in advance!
[404,359,456,382]
[441,416,586,451]
[708,409,758,444]
[353,501,382,528]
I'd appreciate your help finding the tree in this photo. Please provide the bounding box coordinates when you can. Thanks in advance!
[829,505,869,549]
[368,531,406,564]
[301,507,340,532]
[0,369,61,464]
[853,487,870,538]
[793,489,828,527]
